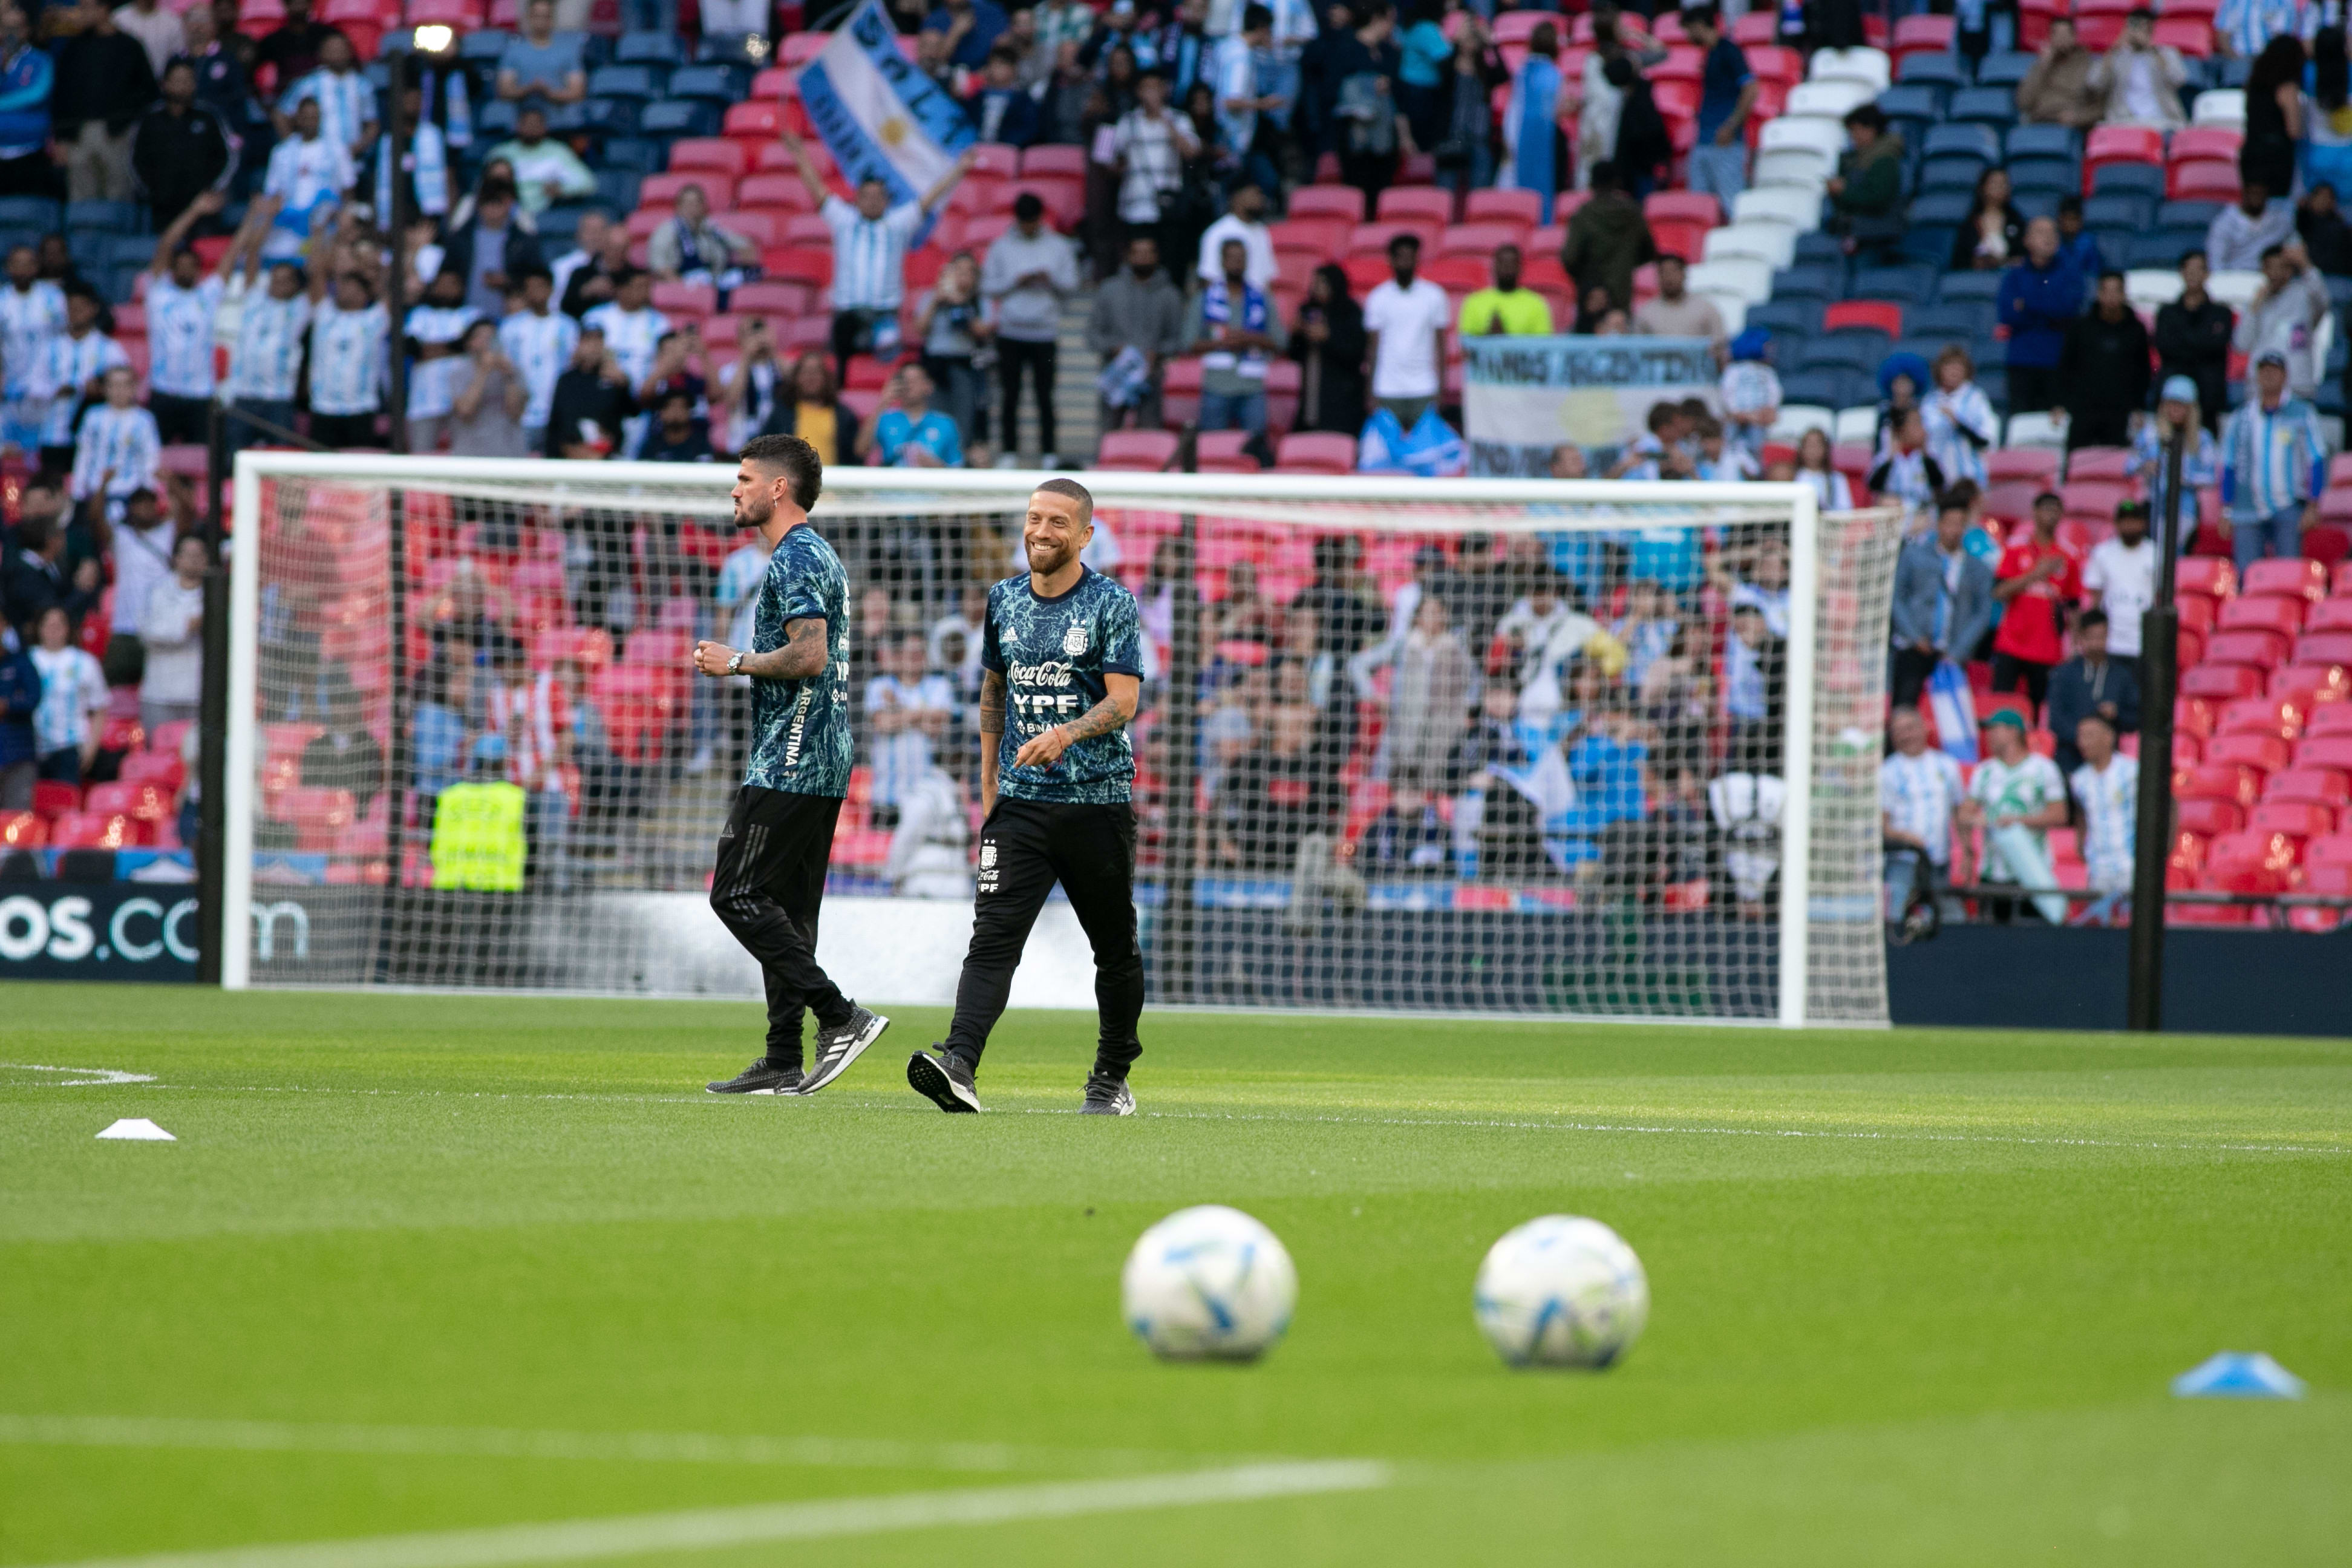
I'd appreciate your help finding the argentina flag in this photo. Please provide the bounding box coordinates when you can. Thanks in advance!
[798,0,975,212]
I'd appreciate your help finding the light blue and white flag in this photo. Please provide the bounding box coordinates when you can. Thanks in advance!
[797,0,973,215]
[1926,658,1978,765]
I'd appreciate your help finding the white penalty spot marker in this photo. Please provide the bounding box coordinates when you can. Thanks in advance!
[96,1119,175,1142]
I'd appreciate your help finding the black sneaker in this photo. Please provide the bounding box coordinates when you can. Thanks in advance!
[705,1060,804,1094]
[1080,1072,1135,1116]
[907,1048,982,1113]
[799,1005,889,1094]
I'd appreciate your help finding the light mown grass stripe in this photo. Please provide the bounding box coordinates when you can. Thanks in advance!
[25,1462,1391,1568]
[0,1416,1252,1475]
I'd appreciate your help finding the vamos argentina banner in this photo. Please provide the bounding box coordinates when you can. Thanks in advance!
[1465,335,1719,477]
[0,885,200,981]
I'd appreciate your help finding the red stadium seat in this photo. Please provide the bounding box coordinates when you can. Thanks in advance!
[2168,159,2242,201]
[2299,734,2352,773]
[1094,430,1178,472]
[2176,763,2262,806]
[666,139,748,176]
[2298,631,2352,665]
[650,281,717,318]
[1276,432,1358,474]
[2207,732,2292,772]
[722,101,783,140]
[2177,797,2243,836]
[84,780,172,823]
[2178,557,2237,598]
[2203,629,2290,669]
[2219,593,2307,635]
[2171,126,2244,164]
[2203,830,2301,892]
[271,787,354,852]
[32,779,78,819]
[2064,446,2131,482]
[1987,448,2061,485]
[1376,186,1455,224]
[1465,188,1544,227]
[2251,800,2337,841]
[2083,123,2163,168]
[1287,186,1365,222]
[50,811,143,849]
[2272,662,2350,706]
[2243,555,2328,603]
[2218,696,2305,738]
[2265,765,2351,806]
[1438,222,1526,258]
[1019,145,1086,179]
[641,172,735,209]
[0,810,42,848]
[735,173,816,212]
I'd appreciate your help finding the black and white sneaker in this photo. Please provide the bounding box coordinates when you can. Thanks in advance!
[799,1005,889,1094]
[907,1048,982,1113]
[1080,1073,1135,1116]
[705,1060,805,1094]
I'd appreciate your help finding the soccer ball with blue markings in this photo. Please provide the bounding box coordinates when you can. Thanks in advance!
[1474,1216,1648,1369]
[1122,1205,1297,1361]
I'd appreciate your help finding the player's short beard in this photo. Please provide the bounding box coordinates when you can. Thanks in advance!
[1025,534,1070,575]
[736,488,771,530]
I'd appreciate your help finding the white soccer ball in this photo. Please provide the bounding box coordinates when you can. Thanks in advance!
[1473,1215,1648,1369]
[1122,1204,1297,1361]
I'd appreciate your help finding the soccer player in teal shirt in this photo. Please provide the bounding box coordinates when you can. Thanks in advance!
[907,477,1147,1116]
[693,434,890,1096]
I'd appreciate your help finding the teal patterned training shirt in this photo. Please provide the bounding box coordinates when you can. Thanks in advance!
[982,566,1144,804]
[743,523,852,798]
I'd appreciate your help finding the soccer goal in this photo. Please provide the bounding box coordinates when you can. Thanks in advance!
[221,455,1900,1028]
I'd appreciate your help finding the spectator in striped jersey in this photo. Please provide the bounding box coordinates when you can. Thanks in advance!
[305,269,388,451]
[497,267,577,455]
[225,212,315,454]
[68,365,159,516]
[31,284,125,480]
[279,31,374,161]
[142,191,229,445]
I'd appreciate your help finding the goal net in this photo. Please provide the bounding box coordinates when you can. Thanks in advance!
[223,457,1900,1029]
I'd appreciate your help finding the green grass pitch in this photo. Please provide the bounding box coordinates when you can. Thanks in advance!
[3,984,2348,1566]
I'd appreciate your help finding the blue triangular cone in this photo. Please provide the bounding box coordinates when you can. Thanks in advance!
[2171,1352,2306,1399]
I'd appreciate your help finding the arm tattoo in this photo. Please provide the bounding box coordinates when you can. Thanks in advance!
[738,617,828,679]
[978,670,1007,737]
[1060,693,1129,744]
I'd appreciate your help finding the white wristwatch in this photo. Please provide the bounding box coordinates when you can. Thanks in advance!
[727,652,745,676]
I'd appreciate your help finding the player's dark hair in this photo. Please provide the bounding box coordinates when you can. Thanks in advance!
[740,433,822,511]
[1034,476,1093,523]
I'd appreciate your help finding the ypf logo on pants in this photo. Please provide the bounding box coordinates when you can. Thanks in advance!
[976,840,999,894]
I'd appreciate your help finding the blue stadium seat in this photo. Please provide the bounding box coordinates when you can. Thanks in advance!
[615,30,686,66]
[1909,191,1974,226]
[667,64,746,102]
[1898,53,1967,89]
[577,98,641,134]
[0,195,57,231]
[2092,162,2165,200]
[2159,200,2223,229]
[595,168,643,211]
[1903,226,1957,266]
[697,31,764,64]
[2213,55,2250,87]
[474,100,518,138]
[460,29,512,64]
[2007,157,2080,195]
[2324,274,2352,307]
[1894,334,1959,364]
[1853,261,1939,300]
[538,206,586,244]
[106,262,143,303]
[66,198,140,233]
[1792,230,1847,268]
[587,64,664,101]
[543,103,590,134]
[67,230,105,275]
[364,60,391,93]
[601,137,665,172]
[1947,87,2017,126]
[1877,83,1949,123]
[102,234,151,267]
[1796,336,1884,373]
[2013,189,2063,222]
[2091,225,2138,263]
[1976,364,2010,408]
[1746,299,1824,337]
[1924,122,2003,164]
[1779,370,1849,408]
[1920,157,1990,194]
[1769,264,1843,302]
[2124,233,2195,268]
[0,226,39,256]
[1938,269,2002,302]
[1914,299,1995,338]
[639,100,720,136]
[1975,50,2036,87]
[2004,123,2080,160]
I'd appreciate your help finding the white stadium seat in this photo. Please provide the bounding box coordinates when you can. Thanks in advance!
[1687,258,1775,304]
[1703,221,1797,270]
[1834,405,1880,446]
[1769,405,1837,442]
[1733,185,1824,232]
[2207,270,2264,309]
[2192,88,2247,129]
[2005,411,2069,449]
[1808,46,1891,91]
[2125,267,2185,310]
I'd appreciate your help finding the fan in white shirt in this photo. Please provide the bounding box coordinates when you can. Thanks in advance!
[402,270,481,446]
[497,269,579,439]
[2081,503,2157,660]
[280,34,376,156]
[70,366,162,512]
[309,273,391,431]
[261,100,358,259]
[582,269,669,456]
[30,290,128,453]
[1362,245,1452,412]
[0,253,67,449]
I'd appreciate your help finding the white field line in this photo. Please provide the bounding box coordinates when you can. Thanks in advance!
[1,1064,159,1086]
[19,1460,1391,1568]
[34,1079,2350,1158]
[0,1415,1257,1475]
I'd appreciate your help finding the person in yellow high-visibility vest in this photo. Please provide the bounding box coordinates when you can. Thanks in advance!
[430,735,528,892]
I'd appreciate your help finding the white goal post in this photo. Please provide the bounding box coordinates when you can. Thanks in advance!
[224,453,1897,1028]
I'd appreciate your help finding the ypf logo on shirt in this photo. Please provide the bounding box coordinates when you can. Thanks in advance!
[1062,623,1088,656]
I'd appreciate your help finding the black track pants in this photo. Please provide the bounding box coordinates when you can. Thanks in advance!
[708,785,853,1067]
[944,797,1143,1076]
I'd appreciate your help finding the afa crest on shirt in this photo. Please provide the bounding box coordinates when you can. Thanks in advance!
[1062,623,1088,655]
